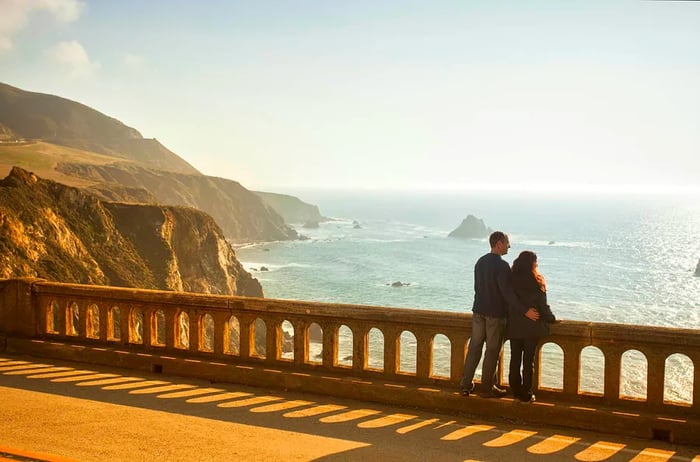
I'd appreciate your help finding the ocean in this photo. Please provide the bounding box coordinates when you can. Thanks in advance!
[236,190,700,401]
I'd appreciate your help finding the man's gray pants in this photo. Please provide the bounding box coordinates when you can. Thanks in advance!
[460,313,505,390]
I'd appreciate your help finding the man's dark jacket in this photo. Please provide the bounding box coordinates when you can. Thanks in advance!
[472,252,528,318]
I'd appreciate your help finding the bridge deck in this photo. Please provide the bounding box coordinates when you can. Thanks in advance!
[1,354,698,462]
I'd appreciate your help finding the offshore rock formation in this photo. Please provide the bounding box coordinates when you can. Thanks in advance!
[448,215,492,239]
[695,258,700,277]
[0,167,262,297]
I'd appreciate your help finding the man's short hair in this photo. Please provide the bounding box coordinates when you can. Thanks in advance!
[489,231,506,248]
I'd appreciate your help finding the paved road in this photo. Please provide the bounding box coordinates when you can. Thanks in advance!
[0,354,698,462]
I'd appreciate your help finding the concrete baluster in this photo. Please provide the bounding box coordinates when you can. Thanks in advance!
[602,346,622,405]
[266,316,279,362]
[383,326,398,377]
[292,320,306,366]
[353,324,367,373]
[416,331,432,381]
[322,322,336,368]
[561,341,583,398]
[646,349,665,407]
[238,315,253,359]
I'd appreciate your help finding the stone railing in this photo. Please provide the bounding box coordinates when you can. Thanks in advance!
[1,278,698,421]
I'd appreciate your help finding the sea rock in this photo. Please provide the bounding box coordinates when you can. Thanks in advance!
[695,258,700,277]
[260,266,269,272]
[448,215,492,239]
[390,281,410,287]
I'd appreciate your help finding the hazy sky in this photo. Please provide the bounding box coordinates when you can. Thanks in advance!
[2,0,699,193]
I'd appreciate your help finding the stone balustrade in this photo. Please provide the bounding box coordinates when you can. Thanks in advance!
[1,278,698,421]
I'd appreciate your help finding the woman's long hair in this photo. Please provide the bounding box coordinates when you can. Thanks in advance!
[512,250,546,293]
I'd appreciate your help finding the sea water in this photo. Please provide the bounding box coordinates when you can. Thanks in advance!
[237,191,700,401]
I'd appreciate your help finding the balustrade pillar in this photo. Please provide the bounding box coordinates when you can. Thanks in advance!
[164,309,175,349]
[561,341,583,398]
[353,325,367,373]
[603,346,623,403]
[266,318,279,362]
[98,305,109,341]
[188,310,200,352]
[646,351,666,407]
[142,307,153,349]
[293,320,306,366]
[451,333,468,383]
[212,312,228,355]
[416,332,432,380]
[119,306,130,345]
[383,326,399,376]
[322,322,336,368]
[239,315,253,359]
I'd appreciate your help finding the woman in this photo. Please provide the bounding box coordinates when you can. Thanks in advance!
[507,250,556,403]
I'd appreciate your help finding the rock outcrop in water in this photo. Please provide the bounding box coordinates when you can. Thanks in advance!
[0,167,262,296]
[448,215,492,239]
[695,258,700,277]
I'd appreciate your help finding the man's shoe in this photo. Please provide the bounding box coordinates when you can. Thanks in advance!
[493,384,507,394]
[479,385,507,399]
[460,383,475,396]
[519,392,535,403]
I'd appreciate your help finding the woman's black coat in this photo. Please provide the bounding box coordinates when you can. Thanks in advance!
[506,271,556,339]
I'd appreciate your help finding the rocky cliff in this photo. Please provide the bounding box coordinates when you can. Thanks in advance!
[254,191,326,224]
[56,162,298,243]
[0,167,261,296]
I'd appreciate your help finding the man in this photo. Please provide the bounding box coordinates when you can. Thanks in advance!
[460,231,539,398]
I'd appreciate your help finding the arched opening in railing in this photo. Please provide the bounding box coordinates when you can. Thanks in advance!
[151,310,165,346]
[107,306,121,341]
[620,349,648,400]
[129,308,144,344]
[86,304,100,339]
[431,333,451,379]
[175,311,190,350]
[664,353,693,406]
[67,301,79,336]
[200,313,214,352]
[367,327,384,371]
[252,318,266,358]
[280,320,294,361]
[579,346,605,395]
[46,300,60,334]
[539,342,564,390]
[337,325,353,368]
[307,322,322,365]
[224,315,240,356]
[399,330,417,375]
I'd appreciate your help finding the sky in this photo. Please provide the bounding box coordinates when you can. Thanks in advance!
[2,0,700,193]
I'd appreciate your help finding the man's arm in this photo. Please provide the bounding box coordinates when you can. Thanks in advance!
[496,264,540,320]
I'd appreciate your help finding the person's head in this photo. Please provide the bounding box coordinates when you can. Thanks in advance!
[489,231,510,256]
[513,250,546,292]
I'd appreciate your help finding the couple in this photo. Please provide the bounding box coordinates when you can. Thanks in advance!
[460,231,556,403]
